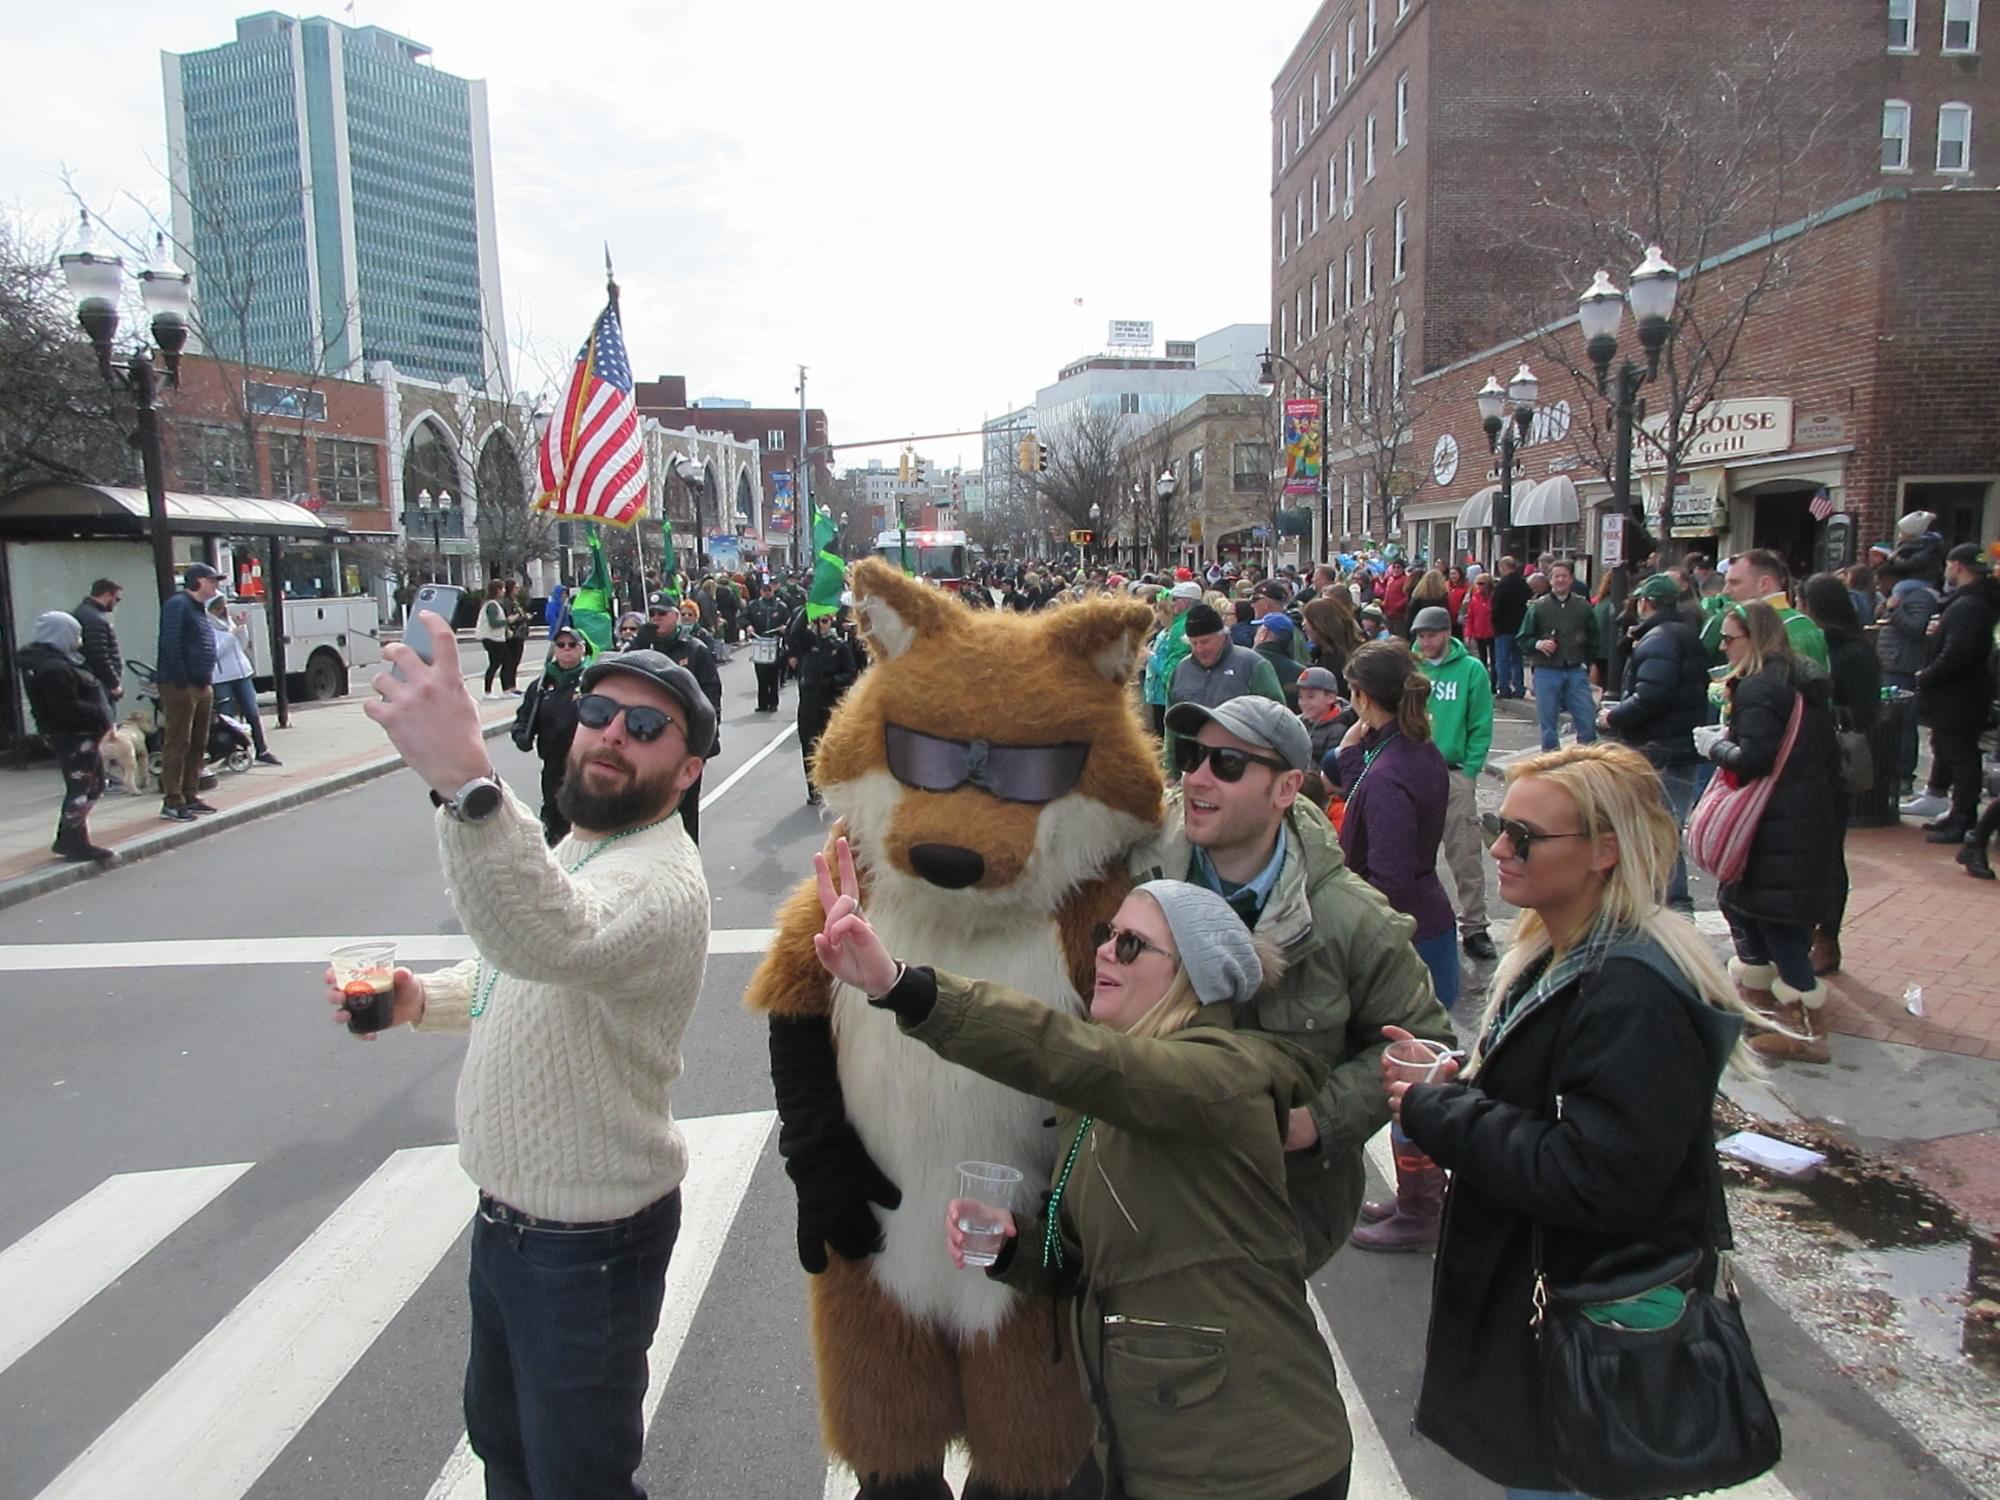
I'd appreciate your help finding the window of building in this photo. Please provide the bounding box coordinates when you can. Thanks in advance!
[269,431,308,498]
[1278,117,1288,171]
[1329,154,1338,211]
[1329,257,1340,317]
[1396,72,1410,148]
[1391,310,1407,397]
[1342,474,1353,536]
[1393,201,1408,279]
[315,437,382,507]
[1189,446,1205,493]
[1944,0,1979,50]
[1312,175,1321,233]
[766,429,786,451]
[1341,343,1353,426]
[1330,45,1339,102]
[1368,0,1379,54]
[1347,18,1358,82]
[1119,392,1141,415]
[1366,115,1378,179]
[183,425,256,496]
[1364,229,1377,300]
[1233,442,1271,492]
[1882,100,1912,168]
[1280,210,1289,262]
[1280,303,1289,351]
[1313,73,1322,128]
[1397,0,1410,16]
[1295,289,1305,347]
[1344,135,1356,214]
[1344,246,1356,312]
[1361,331,1376,414]
[1298,92,1307,151]
[1888,0,1916,49]
[1311,277,1321,337]
[1938,101,1973,170]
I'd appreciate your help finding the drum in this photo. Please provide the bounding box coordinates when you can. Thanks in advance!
[751,636,781,665]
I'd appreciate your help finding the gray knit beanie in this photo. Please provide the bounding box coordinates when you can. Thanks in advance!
[1134,880,1263,1005]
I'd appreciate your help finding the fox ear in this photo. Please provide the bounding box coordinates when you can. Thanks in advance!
[1042,598,1157,685]
[849,558,963,661]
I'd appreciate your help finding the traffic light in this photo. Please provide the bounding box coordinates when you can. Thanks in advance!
[914,456,928,485]
[1037,439,1048,474]
[898,451,910,483]
[1017,437,1035,473]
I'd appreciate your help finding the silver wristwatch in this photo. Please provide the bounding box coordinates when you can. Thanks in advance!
[432,773,505,822]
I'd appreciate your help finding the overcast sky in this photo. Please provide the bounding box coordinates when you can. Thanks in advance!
[6,1,1301,473]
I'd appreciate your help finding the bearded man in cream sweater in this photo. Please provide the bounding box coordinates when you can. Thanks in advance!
[330,621,711,1500]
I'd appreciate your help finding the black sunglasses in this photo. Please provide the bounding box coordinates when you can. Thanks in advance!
[1481,812,1589,858]
[576,693,675,742]
[883,724,1089,804]
[1091,922,1174,966]
[1175,738,1291,781]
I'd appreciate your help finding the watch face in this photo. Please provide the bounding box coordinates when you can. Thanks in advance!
[461,781,504,821]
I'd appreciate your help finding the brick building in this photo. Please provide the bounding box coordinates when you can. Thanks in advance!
[1270,0,1997,562]
[631,375,830,568]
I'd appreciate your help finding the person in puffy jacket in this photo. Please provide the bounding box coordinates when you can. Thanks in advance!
[512,625,589,843]
[73,579,125,703]
[17,611,115,862]
[1600,574,1708,912]
[1699,602,1841,1064]
[155,562,223,821]
[1876,576,1937,796]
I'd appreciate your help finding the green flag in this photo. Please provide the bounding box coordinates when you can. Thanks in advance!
[804,504,846,620]
[568,526,615,654]
[812,502,837,553]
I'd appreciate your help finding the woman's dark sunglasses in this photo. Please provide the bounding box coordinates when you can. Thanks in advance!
[1091,922,1173,965]
[576,693,675,742]
[1481,812,1589,858]
[1174,738,1291,781]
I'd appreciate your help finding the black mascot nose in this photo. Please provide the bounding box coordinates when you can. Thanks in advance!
[908,843,986,890]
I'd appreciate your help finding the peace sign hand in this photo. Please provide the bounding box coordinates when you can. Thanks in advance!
[811,836,900,997]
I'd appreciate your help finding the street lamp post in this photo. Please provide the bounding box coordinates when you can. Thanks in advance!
[672,456,705,569]
[1154,467,1178,573]
[60,214,191,602]
[1475,363,1539,557]
[1257,349,1327,560]
[1087,502,1101,571]
[1578,245,1679,553]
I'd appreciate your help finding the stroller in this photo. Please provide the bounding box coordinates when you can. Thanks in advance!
[126,661,254,778]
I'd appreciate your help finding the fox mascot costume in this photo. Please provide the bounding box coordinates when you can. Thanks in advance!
[746,560,1165,1500]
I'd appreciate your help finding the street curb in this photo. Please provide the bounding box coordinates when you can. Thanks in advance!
[0,719,516,914]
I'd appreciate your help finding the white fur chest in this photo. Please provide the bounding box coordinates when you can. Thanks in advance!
[832,890,1078,1339]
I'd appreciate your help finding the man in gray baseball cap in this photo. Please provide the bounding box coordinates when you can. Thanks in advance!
[1137,650,1452,1272]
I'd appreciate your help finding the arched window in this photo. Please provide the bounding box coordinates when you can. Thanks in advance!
[736,467,754,523]
[403,417,460,506]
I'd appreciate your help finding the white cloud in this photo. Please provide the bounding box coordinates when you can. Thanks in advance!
[4,0,1303,470]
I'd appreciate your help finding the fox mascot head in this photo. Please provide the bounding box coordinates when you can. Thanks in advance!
[816,558,1165,944]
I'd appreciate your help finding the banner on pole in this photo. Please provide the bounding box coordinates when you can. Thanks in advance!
[1283,399,1323,496]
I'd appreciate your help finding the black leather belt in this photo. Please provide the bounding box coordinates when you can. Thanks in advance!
[477,1190,673,1234]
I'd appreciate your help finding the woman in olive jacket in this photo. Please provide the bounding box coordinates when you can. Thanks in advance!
[812,839,1352,1500]
[1389,743,1762,1498]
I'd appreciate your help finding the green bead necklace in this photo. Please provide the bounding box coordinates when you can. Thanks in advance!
[1042,1115,1095,1271]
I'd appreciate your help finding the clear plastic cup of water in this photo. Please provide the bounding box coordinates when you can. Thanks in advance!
[955,1161,1024,1268]
[1386,1037,1461,1084]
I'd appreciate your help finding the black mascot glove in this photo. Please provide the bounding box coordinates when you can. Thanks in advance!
[769,1013,902,1274]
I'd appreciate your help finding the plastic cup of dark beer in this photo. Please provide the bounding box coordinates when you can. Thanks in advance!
[331,941,397,1034]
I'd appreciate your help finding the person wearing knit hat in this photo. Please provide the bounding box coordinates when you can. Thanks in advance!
[1165,602,1289,774]
[1143,580,1206,735]
[808,839,1357,1500]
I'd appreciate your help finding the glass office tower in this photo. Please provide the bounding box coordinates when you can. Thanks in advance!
[164,12,507,387]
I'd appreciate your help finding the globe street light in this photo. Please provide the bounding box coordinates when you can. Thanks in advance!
[1475,364,1538,547]
[1087,501,1101,570]
[1154,465,1179,573]
[672,455,706,567]
[61,214,191,601]
[1580,245,1679,555]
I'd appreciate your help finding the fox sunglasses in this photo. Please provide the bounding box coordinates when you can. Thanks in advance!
[883,724,1090,804]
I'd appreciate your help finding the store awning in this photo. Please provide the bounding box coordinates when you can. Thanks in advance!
[1455,484,1500,530]
[1514,476,1581,527]
[0,482,335,541]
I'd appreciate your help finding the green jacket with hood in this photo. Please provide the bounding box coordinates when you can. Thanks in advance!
[1420,634,1495,777]
[891,973,1353,1500]
[1132,793,1454,1268]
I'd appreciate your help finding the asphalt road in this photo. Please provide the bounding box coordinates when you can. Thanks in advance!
[0,649,1974,1500]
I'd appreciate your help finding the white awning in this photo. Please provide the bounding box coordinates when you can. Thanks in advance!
[0,482,333,539]
[1455,484,1500,530]
[1514,476,1581,527]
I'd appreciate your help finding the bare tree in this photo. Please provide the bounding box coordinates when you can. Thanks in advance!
[1033,405,1128,556]
[1118,414,1202,571]
[1331,294,1435,543]
[1515,32,1862,535]
[0,212,131,491]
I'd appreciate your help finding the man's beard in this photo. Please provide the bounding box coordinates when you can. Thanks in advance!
[556,747,687,833]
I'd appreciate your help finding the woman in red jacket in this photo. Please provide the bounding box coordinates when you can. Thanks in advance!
[1463,573,1497,682]
[1446,566,1470,638]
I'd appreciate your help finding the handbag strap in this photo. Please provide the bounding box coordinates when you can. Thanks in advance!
[1766,683,1806,780]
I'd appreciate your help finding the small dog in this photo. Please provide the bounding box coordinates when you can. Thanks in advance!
[101,717,150,794]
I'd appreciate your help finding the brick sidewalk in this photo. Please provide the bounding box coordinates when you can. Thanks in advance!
[1822,824,2000,1059]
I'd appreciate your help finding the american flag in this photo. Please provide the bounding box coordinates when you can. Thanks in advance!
[536,298,647,526]
[1809,487,1835,522]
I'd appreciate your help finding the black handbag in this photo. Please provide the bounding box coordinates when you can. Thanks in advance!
[1530,1167,1782,1500]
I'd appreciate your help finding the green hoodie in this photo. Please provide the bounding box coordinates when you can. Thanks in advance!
[1417,634,1495,777]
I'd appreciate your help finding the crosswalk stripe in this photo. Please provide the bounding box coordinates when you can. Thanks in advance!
[706,720,800,805]
[0,929,777,971]
[424,1109,777,1500]
[0,1162,251,1380]
[35,1143,476,1500]
[1307,1286,1413,1499]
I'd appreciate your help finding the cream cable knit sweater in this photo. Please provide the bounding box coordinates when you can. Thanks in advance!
[413,785,710,1222]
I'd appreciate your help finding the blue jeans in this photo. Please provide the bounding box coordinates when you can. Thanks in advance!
[215,675,267,754]
[465,1188,681,1500]
[1494,633,1524,697]
[1532,665,1597,751]
[1414,927,1463,1013]
[1657,760,1700,910]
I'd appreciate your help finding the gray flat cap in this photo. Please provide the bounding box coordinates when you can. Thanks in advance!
[1164,695,1312,773]
[1135,880,1263,1005]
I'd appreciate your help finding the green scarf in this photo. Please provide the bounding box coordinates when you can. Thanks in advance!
[543,654,588,691]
